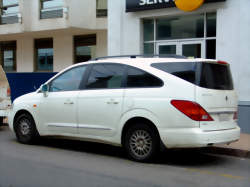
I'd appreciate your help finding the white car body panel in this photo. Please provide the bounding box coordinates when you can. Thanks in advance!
[8,57,240,149]
[77,89,124,137]
[38,91,79,134]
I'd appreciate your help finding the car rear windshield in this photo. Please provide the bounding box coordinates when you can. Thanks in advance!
[151,62,234,90]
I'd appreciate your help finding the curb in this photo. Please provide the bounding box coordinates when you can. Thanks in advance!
[202,147,250,159]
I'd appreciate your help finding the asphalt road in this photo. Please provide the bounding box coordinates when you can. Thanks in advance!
[0,126,249,187]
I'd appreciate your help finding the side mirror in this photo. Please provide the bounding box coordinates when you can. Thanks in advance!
[41,84,49,97]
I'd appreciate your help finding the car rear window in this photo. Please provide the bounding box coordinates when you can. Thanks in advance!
[199,63,233,90]
[151,62,234,90]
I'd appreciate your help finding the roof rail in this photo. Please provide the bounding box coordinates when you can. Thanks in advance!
[94,54,187,60]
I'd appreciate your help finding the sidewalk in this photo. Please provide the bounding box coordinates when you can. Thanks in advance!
[205,133,250,158]
[217,133,250,151]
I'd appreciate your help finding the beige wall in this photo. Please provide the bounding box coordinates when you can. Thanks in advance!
[3,30,107,73]
[53,34,73,72]
[16,37,34,72]
[0,0,107,35]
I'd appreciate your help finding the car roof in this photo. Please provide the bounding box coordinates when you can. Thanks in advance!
[72,56,217,69]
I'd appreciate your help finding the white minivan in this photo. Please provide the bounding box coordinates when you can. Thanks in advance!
[8,56,240,162]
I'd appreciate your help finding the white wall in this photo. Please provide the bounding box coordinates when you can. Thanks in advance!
[108,0,141,56]
[217,0,250,102]
[108,0,250,102]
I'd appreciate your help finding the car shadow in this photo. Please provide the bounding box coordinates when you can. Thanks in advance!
[35,137,227,167]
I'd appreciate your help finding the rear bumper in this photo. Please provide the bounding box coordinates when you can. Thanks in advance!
[159,126,241,148]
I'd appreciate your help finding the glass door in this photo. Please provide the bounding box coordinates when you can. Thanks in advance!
[180,41,205,58]
[156,42,178,56]
[157,40,205,58]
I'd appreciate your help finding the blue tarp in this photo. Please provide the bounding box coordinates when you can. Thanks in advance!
[6,73,57,102]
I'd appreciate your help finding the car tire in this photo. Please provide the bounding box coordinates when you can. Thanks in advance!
[14,113,39,144]
[124,123,159,162]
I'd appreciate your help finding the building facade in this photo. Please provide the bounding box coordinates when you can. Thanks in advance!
[0,0,107,73]
[108,0,250,133]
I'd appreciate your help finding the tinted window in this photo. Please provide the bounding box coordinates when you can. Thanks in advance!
[50,66,87,92]
[86,64,124,89]
[152,62,233,90]
[152,63,196,84]
[200,63,233,90]
[126,67,163,88]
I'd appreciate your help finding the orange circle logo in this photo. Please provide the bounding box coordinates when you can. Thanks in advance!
[175,0,204,12]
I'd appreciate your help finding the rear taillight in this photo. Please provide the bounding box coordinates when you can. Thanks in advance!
[7,87,11,97]
[217,60,228,65]
[233,111,238,120]
[171,100,214,121]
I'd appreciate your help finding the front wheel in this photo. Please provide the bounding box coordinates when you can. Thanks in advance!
[14,113,39,144]
[124,124,159,162]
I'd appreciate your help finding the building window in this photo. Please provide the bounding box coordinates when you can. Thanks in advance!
[35,38,53,72]
[40,0,63,19]
[0,0,19,24]
[0,41,16,72]
[74,35,96,64]
[96,0,107,17]
[143,13,217,59]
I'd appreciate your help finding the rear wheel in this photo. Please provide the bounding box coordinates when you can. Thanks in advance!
[124,124,159,162]
[14,113,39,144]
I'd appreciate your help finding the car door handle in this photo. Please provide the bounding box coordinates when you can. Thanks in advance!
[64,101,74,105]
[106,99,119,105]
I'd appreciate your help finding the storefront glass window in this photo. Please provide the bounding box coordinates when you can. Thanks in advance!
[143,13,217,59]
[76,46,96,63]
[156,14,204,40]
[144,43,154,55]
[143,19,154,42]
[206,13,216,37]
[74,35,97,63]
[159,45,176,55]
[206,39,216,59]
[35,38,53,72]
[0,41,16,72]
[182,44,201,58]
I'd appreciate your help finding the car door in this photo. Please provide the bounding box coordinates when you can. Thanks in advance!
[77,63,125,137]
[39,65,87,134]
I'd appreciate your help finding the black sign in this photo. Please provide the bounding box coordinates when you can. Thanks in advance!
[126,0,226,12]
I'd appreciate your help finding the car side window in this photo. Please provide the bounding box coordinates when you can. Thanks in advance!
[126,66,163,88]
[49,65,87,92]
[86,64,125,89]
